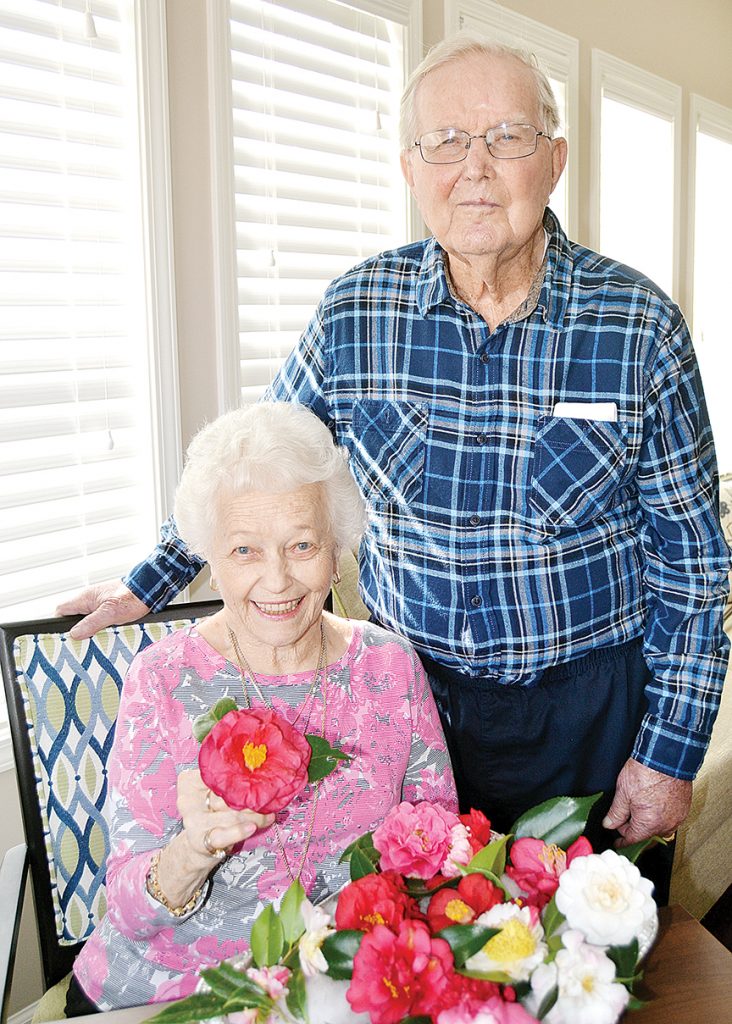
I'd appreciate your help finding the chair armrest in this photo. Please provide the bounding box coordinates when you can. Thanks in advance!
[0,844,29,1024]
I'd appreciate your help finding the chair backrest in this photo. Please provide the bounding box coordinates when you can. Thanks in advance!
[0,602,221,990]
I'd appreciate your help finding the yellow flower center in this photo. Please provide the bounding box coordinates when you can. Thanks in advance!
[242,741,267,771]
[538,843,567,873]
[582,974,596,993]
[363,912,386,927]
[445,898,473,923]
[482,918,536,963]
[382,978,398,999]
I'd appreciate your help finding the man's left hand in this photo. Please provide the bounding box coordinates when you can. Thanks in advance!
[602,757,692,846]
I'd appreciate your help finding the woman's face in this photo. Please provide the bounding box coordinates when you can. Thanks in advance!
[209,483,337,660]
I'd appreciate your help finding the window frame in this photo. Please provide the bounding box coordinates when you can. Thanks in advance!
[444,0,580,239]
[590,49,683,301]
[0,0,181,773]
[207,0,422,413]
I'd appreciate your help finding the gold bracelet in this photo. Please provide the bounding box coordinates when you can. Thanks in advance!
[145,849,203,917]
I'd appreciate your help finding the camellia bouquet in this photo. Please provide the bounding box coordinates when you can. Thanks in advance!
[151,793,660,1024]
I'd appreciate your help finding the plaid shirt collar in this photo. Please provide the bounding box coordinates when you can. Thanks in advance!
[415,208,571,329]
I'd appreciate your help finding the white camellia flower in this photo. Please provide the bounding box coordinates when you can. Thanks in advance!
[464,902,547,981]
[298,900,334,978]
[555,848,656,947]
[529,929,630,1024]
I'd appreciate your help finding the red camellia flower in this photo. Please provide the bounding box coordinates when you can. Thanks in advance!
[506,835,593,909]
[459,808,493,854]
[335,871,418,933]
[427,873,504,931]
[198,707,310,813]
[347,920,455,1024]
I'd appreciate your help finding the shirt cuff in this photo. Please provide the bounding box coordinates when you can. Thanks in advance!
[631,712,711,780]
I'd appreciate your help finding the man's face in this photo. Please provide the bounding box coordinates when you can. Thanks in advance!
[401,53,567,264]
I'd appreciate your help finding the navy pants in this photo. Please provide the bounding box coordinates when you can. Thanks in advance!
[423,637,675,904]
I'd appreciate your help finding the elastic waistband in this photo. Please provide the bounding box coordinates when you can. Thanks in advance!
[421,636,644,691]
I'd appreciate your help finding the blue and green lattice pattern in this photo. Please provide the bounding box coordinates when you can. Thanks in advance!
[12,617,200,946]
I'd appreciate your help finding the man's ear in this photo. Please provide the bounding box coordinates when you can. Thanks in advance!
[400,150,415,192]
[549,136,568,194]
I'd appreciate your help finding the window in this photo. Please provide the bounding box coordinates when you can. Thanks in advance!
[0,2,179,628]
[446,0,579,236]
[591,51,681,299]
[690,95,732,472]
[208,0,419,407]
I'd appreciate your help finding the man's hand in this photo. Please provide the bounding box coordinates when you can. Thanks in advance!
[602,757,692,846]
[56,581,150,640]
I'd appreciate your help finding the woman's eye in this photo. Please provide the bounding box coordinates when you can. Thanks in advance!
[294,541,313,552]
[236,546,250,555]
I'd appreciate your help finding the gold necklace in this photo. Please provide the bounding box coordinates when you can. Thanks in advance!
[226,621,327,884]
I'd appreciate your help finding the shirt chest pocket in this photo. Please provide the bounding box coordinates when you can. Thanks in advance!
[529,415,628,528]
[349,400,427,507]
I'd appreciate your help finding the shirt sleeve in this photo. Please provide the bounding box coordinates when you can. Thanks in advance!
[123,515,206,612]
[633,307,731,778]
[401,646,459,810]
[103,648,204,938]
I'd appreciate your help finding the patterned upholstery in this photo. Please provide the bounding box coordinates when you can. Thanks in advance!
[1,602,220,990]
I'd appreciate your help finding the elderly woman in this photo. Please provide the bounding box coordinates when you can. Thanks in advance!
[68,402,456,1014]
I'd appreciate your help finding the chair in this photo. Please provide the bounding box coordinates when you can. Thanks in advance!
[0,601,221,1021]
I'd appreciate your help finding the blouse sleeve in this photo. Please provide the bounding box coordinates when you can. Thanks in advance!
[401,646,458,810]
[102,646,204,938]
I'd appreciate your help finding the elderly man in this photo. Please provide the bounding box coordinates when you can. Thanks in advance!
[60,36,730,877]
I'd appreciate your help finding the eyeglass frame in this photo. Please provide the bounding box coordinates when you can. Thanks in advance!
[412,123,552,164]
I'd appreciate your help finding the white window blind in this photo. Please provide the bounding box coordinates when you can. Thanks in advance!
[223,0,410,405]
[0,0,176,625]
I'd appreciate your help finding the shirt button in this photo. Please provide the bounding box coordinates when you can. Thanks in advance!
[480,352,490,364]
[476,433,487,445]
[469,514,481,527]
[470,595,482,608]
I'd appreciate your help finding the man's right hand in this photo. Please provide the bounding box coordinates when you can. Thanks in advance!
[56,582,150,640]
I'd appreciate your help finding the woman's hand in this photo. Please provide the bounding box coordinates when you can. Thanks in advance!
[152,770,274,910]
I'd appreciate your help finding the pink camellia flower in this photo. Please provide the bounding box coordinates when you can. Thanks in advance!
[437,994,540,1024]
[442,823,472,877]
[198,707,310,813]
[245,964,290,999]
[373,801,461,879]
[347,920,455,1024]
[506,836,592,909]
[427,873,504,932]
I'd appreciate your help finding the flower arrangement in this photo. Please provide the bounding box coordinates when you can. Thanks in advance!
[151,793,660,1024]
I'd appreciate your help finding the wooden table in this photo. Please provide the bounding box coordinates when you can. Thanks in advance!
[629,904,732,1022]
[62,904,732,1024]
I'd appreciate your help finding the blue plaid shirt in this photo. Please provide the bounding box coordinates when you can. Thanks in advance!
[125,211,730,779]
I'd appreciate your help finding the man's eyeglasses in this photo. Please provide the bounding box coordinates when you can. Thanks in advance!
[413,123,551,164]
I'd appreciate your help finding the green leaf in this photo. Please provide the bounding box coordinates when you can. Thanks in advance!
[192,697,239,743]
[617,835,670,863]
[146,993,231,1023]
[349,845,379,881]
[279,880,306,945]
[199,961,253,998]
[321,929,363,980]
[305,734,352,783]
[541,895,565,939]
[511,793,603,847]
[285,967,308,1022]
[466,834,510,876]
[436,924,499,967]
[458,968,513,983]
[536,984,559,1020]
[250,902,284,967]
[607,938,640,982]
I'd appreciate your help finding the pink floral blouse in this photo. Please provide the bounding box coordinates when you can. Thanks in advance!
[73,619,457,1009]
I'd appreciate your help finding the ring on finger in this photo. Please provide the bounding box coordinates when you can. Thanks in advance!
[202,828,227,860]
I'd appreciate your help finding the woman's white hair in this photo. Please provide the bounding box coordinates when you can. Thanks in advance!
[399,32,561,151]
[174,403,366,560]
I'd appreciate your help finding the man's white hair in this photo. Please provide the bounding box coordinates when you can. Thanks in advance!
[174,402,366,560]
[399,31,561,151]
